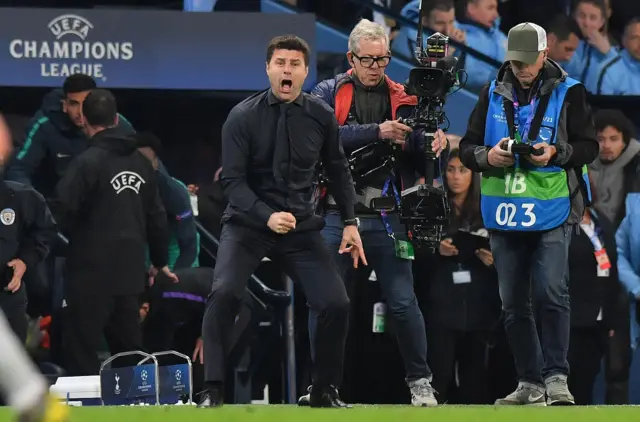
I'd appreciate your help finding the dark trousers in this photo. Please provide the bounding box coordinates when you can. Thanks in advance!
[568,324,607,405]
[605,291,631,404]
[62,293,143,376]
[202,222,350,388]
[0,284,28,343]
[490,225,572,385]
[427,326,491,404]
[309,213,430,382]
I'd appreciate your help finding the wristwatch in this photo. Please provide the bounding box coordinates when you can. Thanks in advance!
[343,217,360,228]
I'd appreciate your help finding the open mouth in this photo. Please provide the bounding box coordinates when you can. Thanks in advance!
[280,79,292,92]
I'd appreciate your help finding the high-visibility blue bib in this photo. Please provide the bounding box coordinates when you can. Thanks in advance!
[480,78,582,231]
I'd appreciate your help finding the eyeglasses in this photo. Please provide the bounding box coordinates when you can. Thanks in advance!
[352,53,391,68]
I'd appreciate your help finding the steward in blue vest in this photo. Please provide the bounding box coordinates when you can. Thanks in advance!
[459,23,599,407]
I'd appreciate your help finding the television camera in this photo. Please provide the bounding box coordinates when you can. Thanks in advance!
[368,16,465,251]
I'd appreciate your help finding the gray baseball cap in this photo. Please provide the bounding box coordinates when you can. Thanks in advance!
[505,22,547,64]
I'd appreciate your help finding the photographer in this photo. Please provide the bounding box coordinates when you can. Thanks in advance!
[307,19,447,407]
[458,23,599,405]
[417,149,502,404]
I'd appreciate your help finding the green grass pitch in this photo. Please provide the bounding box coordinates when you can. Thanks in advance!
[1,404,639,421]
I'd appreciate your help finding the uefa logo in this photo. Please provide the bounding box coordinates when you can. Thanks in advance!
[47,14,94,40]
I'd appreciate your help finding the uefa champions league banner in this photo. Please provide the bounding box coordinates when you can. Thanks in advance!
[0,8,317,90]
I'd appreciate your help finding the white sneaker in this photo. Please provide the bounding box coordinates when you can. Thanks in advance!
[495,382,546,406]
[408,378,438,407]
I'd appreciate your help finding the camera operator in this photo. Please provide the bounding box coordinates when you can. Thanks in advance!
[306,19,447,407]
[51,89,177,376]
[417,149,502,404]
[458,23,599,405]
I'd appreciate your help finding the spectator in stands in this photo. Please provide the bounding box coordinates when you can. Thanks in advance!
[588,109,637,404]
[393,0,466,60]
[588,18,640,95]
[545,15,581,66]
[456,0,507,91]
[51,89,176,376]
[589,109,640,227]
[458,22,599,405]
[419,149,502,404]
[6,74,134,200]
[306,18,448,407]
[134,131,200,270]
[616,191,640,372]
[564,0,619,84]
[567,174,623,405]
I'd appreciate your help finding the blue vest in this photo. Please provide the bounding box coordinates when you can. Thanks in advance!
[480,77,579,231]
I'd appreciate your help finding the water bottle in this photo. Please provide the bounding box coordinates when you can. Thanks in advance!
[372,302,386,333]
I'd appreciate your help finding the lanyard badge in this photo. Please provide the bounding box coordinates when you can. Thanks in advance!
[381,178,414,260]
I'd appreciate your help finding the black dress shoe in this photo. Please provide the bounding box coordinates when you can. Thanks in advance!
[309,385,351,408]
[197,388,224,408]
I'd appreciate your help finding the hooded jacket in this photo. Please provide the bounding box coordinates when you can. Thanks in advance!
[51,128,168,297]
[459,60,599,225]
[589,139,640,227]
[6,89,134,198]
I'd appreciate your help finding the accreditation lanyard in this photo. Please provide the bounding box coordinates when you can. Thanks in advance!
[380,177,402,239]
[580,220,612,271]
[512,87,539,143]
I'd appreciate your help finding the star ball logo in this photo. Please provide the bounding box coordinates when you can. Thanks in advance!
[8,13,134,82]
[141,369,148,386]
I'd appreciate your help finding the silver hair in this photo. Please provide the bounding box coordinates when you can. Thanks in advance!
[348,19,390,54]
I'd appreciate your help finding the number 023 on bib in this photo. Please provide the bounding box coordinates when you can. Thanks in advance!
[480,168,571,231]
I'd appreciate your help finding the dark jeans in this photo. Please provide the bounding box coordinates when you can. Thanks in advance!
[490,224,571,386]
[309,212,430,382]
[202,222,349,388]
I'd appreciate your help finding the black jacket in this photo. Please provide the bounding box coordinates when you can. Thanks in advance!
[569,208,624,330]
[197,181,227,239]
[51,128,169,297]
[221,90,356,231]
[418,228,502,332]
[0,180,57,287]
[6,89,135,199]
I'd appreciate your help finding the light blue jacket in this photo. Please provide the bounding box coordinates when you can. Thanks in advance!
[585,50,640,95]
[564,39,619,85]
[615,192,640,349]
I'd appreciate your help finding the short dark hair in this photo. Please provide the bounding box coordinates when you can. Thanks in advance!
[593,109,636,144]
[426,0,455,15]
[573,0,607,18]
[62,73,97,95]
[133,131,163,156]
[546,14,581,42]
[266,35,310,66]
[82,89,117,127]
[625,17,640,35]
